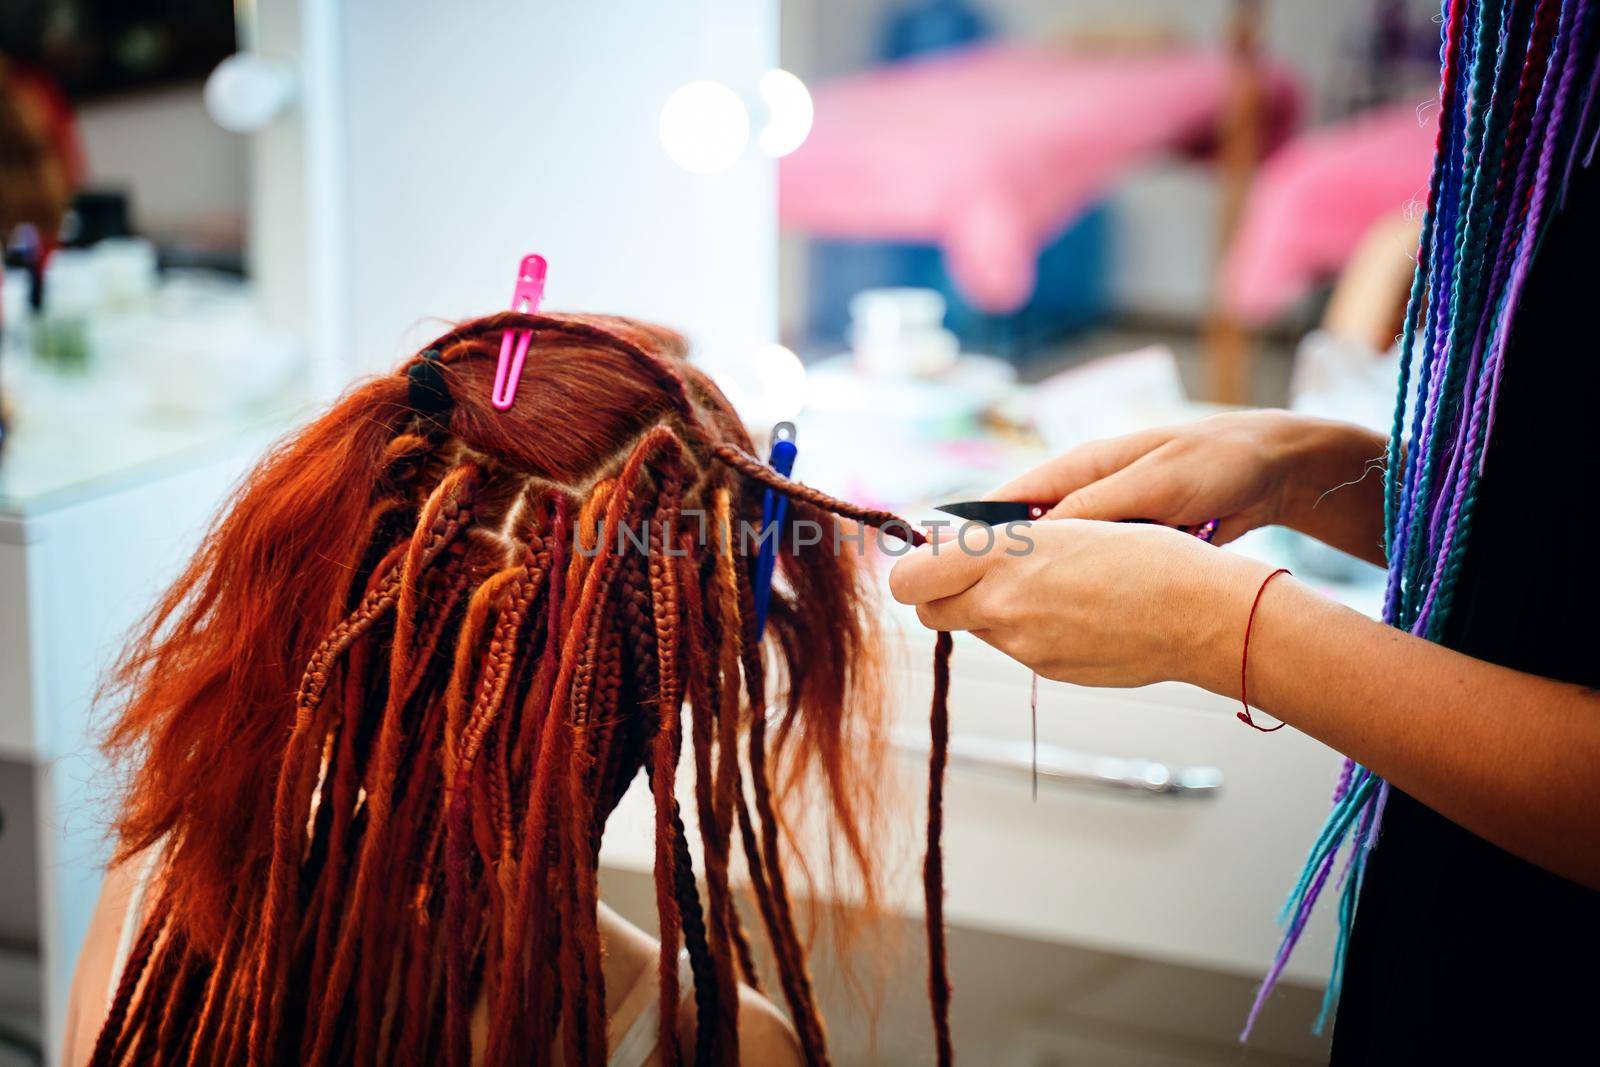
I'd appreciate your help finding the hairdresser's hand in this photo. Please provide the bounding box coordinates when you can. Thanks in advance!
[889,519,1272,690]
[991,411,1388,563]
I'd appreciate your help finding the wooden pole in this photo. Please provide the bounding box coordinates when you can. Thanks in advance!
[1204,0,1265,404]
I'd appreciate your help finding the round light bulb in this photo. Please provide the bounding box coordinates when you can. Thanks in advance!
[659,80,750,174]
[696,343,807,427]
[750,343,807,411]
[756,69,813,158]
[204,53,297,133]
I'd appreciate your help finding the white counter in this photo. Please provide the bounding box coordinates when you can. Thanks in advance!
[0,397,305,1063]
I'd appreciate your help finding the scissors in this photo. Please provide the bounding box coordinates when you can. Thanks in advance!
[935,500,1220,542]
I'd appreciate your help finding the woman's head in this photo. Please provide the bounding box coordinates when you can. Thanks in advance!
[97,312,953,1065]
[0,63,75,238]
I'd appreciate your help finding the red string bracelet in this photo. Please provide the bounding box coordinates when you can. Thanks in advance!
[1238,567,1291,732]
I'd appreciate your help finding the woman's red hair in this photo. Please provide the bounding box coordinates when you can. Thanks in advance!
[92,312,955,1065]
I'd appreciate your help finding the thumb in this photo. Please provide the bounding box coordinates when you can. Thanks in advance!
[988,428,1168,506]
[1048,459,1183,522]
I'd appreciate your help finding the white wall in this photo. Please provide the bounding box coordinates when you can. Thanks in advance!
[333,0,780,374]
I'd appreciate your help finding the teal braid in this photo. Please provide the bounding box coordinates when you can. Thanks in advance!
[1432,0,1596,631]
[1385,3,1474,623]
[1381,8,1476,616]
[1399,0,1506,627]
[1411,0,1527,636]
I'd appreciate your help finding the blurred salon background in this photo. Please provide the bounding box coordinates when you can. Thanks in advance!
[0,2,1438,1063]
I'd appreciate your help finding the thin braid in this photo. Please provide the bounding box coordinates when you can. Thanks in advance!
[1418,0,1584,632]
[500,527,577,1064]
[154,933,208,1063]
[215,938,256,1066]
[744,640,832,1065]
[551,630,616,1063]
[925,631,955,1067]
[182,920,243,1067]
[1409,0,1535,570]
[1394,0,1477,622]
[731,782,787,995]
[88,896,170,1067]
[346,552,473,1067]
[648,471,690,1065]
[1403,0,1507,604]
[560,610,607,1066]
[678,541,752,1036]
[670,802,724,1067]
[1409,0,1531,582]
[121,922,189,1064]
[712,446,930,548]
[271,489,465,1000]
[706,495,754,1039]
[364,555,481,1065]
[443,567,523,784]
[590,619,631,822]
[454,554,549,776]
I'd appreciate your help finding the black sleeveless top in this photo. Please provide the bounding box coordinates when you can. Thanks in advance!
[1329,161,1600,1060]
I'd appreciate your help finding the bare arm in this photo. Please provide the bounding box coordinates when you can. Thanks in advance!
[1205,567,1600,888]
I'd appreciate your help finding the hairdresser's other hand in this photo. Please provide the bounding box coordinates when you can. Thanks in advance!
[888,519,1271,690]
[990,411,1387,553]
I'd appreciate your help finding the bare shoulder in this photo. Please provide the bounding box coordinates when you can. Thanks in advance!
[734,985,804,1067]
[62,852,152,1067]
[669,980,804,1066]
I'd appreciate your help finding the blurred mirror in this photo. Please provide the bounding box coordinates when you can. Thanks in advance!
[777,0,1436,552]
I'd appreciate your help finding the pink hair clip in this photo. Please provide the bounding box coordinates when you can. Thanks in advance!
[490,253,548,410]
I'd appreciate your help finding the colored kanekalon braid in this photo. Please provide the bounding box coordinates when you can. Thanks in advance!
[715,519,831,1065]
[88,897,168,1067]
[698,516,765,999]
[1246,0,1600,1039]
[647,468,690,1064]
[671,802,724,1067]
[676,530,755,1055]
[638,525,725,1065]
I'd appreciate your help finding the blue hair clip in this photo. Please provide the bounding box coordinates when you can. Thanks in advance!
[752,421,797,636]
